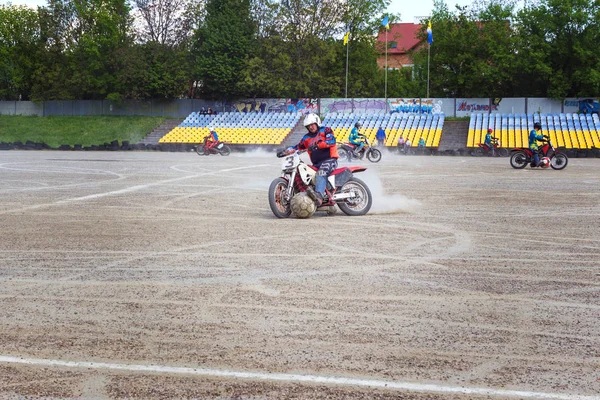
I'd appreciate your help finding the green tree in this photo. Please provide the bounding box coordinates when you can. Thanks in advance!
[193,0,256,99]
[116,42,191,99]
[31,0,133,100]
[413,0,519,97]
[0,5,42,100]
[515,0,600,98]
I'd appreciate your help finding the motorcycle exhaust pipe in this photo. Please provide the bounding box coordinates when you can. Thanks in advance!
[332,192,355,201]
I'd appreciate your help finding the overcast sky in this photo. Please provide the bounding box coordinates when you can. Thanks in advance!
[388,0,475,23]
[6,0,476,23]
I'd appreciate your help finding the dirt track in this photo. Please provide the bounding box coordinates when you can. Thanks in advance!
[0,150,598,399]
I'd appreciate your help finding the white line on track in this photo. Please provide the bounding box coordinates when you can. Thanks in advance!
[0,164,270,215]
[59,164,270,203]
[0,356,597,400]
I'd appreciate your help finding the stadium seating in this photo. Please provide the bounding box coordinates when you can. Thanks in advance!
[159,112,302,145]
[321,112,445,147]
[468,113,600,149]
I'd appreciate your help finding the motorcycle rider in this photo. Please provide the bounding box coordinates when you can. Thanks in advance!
[484,128,497,156]
[349,122,366,157]
[529,122,546,167]
[281,114,338,206]
[204,129,219,153]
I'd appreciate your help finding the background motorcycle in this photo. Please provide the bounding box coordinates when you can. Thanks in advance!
[338,136,382,163]
[509,136,568,170]
[471,138,509,157]
[195,138,231,156]
[268,150,372,218]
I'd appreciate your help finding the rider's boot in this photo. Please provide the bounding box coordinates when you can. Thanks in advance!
[315,192,324,207]
[305,187,322,207]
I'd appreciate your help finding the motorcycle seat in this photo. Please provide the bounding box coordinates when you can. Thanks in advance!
[308,165,366,175]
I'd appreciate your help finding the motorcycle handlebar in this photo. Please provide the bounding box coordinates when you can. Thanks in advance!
[276,149,306,158]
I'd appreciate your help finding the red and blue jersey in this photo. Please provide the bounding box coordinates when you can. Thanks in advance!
[292,127,338,166]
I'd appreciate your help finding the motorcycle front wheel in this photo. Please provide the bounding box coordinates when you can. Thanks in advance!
[496,148,509,157]
[268,177,292,218]
[367,148,382,163]
[550,153,568,170]
[219,145,231,156]
[510,151,528,169]
[336,177,372,216]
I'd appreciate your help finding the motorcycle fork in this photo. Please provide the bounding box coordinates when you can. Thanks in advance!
[284,170,297,202]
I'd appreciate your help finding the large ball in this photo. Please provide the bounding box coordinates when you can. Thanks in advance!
[540,157,551,168]
[290,192,316,219]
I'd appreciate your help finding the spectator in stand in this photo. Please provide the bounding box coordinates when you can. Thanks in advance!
[199,107,206,115]
[207,107,213,115]
[418,137,426,149]
[397,135,405,152]
[376,126,386,147]
[404,139,412,154]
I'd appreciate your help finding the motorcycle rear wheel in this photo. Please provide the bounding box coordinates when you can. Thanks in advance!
[510,151,528,169]
[367,148,382,163]
[338,148,350,162]
[474,147,484,157]
[268,177,292,218]
[195,146,206,155]
[550,153,568,170]
[337,177,372,216]
[219,145,231,156]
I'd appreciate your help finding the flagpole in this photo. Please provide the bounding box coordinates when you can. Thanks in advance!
[427,42,430,98]
[345,35,349,98]
[385,28,388,103]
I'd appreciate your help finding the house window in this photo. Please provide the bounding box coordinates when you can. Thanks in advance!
[390,42,397,49]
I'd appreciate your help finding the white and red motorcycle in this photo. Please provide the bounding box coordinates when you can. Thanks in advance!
[268,150,372,218]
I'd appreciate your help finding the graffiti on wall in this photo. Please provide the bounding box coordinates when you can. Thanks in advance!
[352,99,387,113]
[389,98,442,114]
[564,98,599,114]
[228,98,318,114]
[457,100,498,112]
[321,98,387,115]
[321,99,353,114]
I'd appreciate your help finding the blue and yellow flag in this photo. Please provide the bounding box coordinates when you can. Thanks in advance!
[427,21,433,44]
[381,16,390,30]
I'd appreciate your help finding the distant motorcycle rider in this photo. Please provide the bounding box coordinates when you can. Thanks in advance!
[349,122,366,157]
[484,128,497,156]
[529,122,546,167]
[281,114,338,206]
[204,129,219,153]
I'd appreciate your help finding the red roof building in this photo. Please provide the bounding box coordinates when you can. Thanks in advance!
[376,23,424,69]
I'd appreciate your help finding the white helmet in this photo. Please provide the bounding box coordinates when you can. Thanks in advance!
[303,114,321,128]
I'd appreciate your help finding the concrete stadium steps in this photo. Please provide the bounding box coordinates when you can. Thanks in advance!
[281,119,309,148]
[137,119,184,145]
[438,121,470,151]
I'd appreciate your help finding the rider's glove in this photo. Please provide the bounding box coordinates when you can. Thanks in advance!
[276,150,286,158]
[309,144,319,152]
